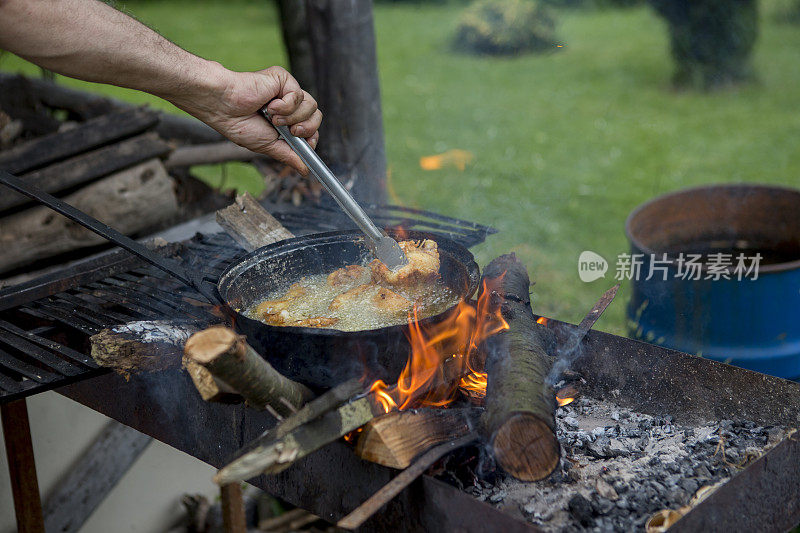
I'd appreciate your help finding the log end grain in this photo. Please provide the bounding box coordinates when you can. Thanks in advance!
[183,326,240,365]
[491,412,560,482]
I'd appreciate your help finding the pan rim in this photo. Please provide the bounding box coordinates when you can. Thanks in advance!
[216,229,480,337]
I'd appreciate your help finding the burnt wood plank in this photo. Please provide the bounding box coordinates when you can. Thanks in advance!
[42,420,152,533]
[0,133,171,213]
[0,399,45,533]
[0,107,158,174]
[0,73,223,144]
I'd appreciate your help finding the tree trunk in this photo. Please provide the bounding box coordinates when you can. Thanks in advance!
[480,253,560,482]
[277,0,317,96]
[304,0,387,204]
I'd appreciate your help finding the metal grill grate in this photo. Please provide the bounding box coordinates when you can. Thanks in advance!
[0,206,495,403]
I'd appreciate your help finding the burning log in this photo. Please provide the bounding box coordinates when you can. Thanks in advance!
[480,253,560,481]
[355,407,481,469]
[184,326,313,417]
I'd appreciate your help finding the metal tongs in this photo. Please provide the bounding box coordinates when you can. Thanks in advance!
[260,106,408,270]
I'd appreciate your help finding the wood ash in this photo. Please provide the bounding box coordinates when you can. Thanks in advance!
[443,397,788,532]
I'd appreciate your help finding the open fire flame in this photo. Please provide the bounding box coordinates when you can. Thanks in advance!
[368,276,509,413]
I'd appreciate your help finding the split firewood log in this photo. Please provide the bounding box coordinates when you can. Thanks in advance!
[480,253,560,481]
[355,407,481,469]
[184,326,313,417]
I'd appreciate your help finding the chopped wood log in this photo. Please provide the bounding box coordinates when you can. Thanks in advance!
[0,159,179,274]
[215,192,295,251]
[184,326,313,416]
[338,433,478,531]
[355,407,482,469]
[0,133,171,213]
[90,320,200,377]
[0,73,223,144]
[0,107,158,174]
[164,141,260,169]
[305,0,387,204]
[268,378,363,439]
[480,253,560,482]
[214,384,379,484]
[183,359,241,403]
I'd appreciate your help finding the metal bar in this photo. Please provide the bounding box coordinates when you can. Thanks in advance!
[84,282,174,318]
[36,299,107,331]
[76,286,161,320]
[0,319,96,368]
[0,369,25,393]
[0,334,74,382]
[19,306,98,336]
[99,276,207,318]
[0,248,144,312]
[220,483,247,533]
[54,293,136,325]
[0,327,85,375]
[37,297,110,330]
[0,399,45,533]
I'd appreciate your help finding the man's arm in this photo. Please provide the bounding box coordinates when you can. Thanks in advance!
[0,0,322,173]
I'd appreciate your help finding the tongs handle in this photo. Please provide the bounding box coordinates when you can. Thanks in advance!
[258,107,384,243]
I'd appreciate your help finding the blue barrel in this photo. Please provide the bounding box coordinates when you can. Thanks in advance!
[625,184,800,380]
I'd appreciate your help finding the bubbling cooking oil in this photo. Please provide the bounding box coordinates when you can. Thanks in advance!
[245,265,460,332]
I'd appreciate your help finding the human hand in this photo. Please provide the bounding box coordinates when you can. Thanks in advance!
[178,65,322,174]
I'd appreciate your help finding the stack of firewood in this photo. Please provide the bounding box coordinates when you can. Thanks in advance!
[0,74,320,283]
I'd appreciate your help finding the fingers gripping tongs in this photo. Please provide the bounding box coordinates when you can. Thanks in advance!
[260,106,408,270]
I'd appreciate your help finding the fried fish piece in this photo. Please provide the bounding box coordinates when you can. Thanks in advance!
[329,283,412,315]
[260,309,339,328]
[370,239,440,287]
[327,264,368,287]
[286,316,340,328]
[254,282,307,320]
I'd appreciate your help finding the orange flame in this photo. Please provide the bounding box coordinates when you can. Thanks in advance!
[537,316,548,326]
[557,396,575,407]
[369,276,509,413]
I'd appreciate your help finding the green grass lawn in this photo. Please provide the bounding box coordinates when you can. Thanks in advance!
[2,0,799,334]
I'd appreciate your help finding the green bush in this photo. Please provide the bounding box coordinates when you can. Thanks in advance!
[773,0,800,23]
[649,0,758,89]
[453,0,557,55]
[543,0,643,8]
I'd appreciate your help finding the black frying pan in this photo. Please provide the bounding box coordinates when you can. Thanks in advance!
[0,172,479,389]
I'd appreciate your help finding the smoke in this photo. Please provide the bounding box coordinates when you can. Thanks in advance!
[545,327,586,387]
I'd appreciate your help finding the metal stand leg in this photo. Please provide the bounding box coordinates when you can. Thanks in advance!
[1,399,44,533]
[220,483,247,533]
